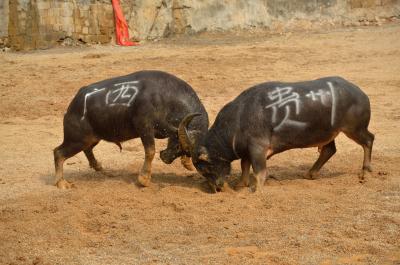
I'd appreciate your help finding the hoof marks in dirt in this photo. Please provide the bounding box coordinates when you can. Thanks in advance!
[82,53,109,59]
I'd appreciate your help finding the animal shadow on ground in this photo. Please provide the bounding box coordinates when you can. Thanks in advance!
[41,169,131,186]
[266,164,344,181]
[42,162,346,192]
[43,168,211,192]
[150,172,211,192]
[228,163,345,188]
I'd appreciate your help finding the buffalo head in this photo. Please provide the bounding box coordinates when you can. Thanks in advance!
[178,113,231,192]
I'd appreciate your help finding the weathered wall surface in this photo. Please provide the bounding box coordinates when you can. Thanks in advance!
[6,0,115,50]
[128,0,400,41]
[0,0,9,44]
[1,0,399,50]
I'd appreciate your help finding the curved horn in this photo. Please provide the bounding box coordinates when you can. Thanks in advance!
[178,113,201,153]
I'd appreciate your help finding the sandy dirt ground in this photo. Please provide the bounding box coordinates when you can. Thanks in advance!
[0,23,400,265]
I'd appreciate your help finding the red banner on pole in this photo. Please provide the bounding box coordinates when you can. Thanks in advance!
[111,0,139,46]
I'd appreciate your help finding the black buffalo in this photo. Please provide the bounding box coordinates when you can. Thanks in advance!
[54,70,208,189]
[180,76,374,192]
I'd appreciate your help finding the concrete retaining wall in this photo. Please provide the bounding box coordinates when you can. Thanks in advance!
[1,0,399,50]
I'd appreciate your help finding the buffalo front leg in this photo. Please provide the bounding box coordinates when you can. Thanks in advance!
[306,140,337,179]
[137,134,156,187]
[236,159,251,189]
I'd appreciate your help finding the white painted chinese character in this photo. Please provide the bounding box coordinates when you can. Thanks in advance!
[305,83,337,126]
[106,81,139,107]
[81,87,105,120]
[305,89,331,106]
[265,86,307,130]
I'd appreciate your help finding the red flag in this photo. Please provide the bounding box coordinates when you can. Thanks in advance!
[111,0,139,46]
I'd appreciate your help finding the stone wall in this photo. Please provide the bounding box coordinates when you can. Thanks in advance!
[1,0,400,50]
[7,0,115,50]
[126,0,400,40]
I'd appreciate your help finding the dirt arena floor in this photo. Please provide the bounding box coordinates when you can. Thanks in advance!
[1,23,399,265]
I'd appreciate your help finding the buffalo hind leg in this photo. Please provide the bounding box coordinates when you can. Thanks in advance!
[344,128,374,182]
[307,140,337,179]
[236,159,251,189]
[53,141,85,189]
[249,144,267,193]
[84,141,102,171]
[137,133,156,187]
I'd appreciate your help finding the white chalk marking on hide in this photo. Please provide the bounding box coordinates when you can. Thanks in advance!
[81,87,105,120]
[114,81,140,86]
[281,119,308,128]
[108,80,139,106]
[274,105,307,131]
[327,82,337,126]
[112,87,124,103]
[105,91,111,104]
[271,107,277,123]
[265,87,301,113]
[305,89,331,106]
[125,86,139,106]
[306,90,317,101]
[265,86,302,116]
[266,86,306,129]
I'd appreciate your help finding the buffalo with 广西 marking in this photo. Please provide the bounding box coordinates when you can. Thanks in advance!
[53,70,208,189]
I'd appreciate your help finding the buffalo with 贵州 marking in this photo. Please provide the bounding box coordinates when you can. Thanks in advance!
[180,76,374,192]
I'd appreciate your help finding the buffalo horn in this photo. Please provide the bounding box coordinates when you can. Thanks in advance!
[178,113,201,153]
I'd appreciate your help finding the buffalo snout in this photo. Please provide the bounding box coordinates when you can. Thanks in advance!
[160,149,178,164]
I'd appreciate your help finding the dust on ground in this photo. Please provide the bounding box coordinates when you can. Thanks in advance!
[0,24,399,265]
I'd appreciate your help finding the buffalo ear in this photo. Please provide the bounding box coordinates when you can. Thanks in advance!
[198,146,210,162]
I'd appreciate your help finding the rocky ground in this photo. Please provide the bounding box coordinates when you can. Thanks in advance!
[0,23,399,264]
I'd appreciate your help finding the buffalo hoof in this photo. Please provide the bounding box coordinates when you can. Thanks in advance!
[358,174,366,183]
[364,165,373,172]
[207,182,217,193]
[235,181,249,190]
[56,179,75,189]
[358,170,370,184]
[138,175,152,187]
[251,185,265,194]
[221,182,235,193]
[91,163,103,171]
[305,171,317,180]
